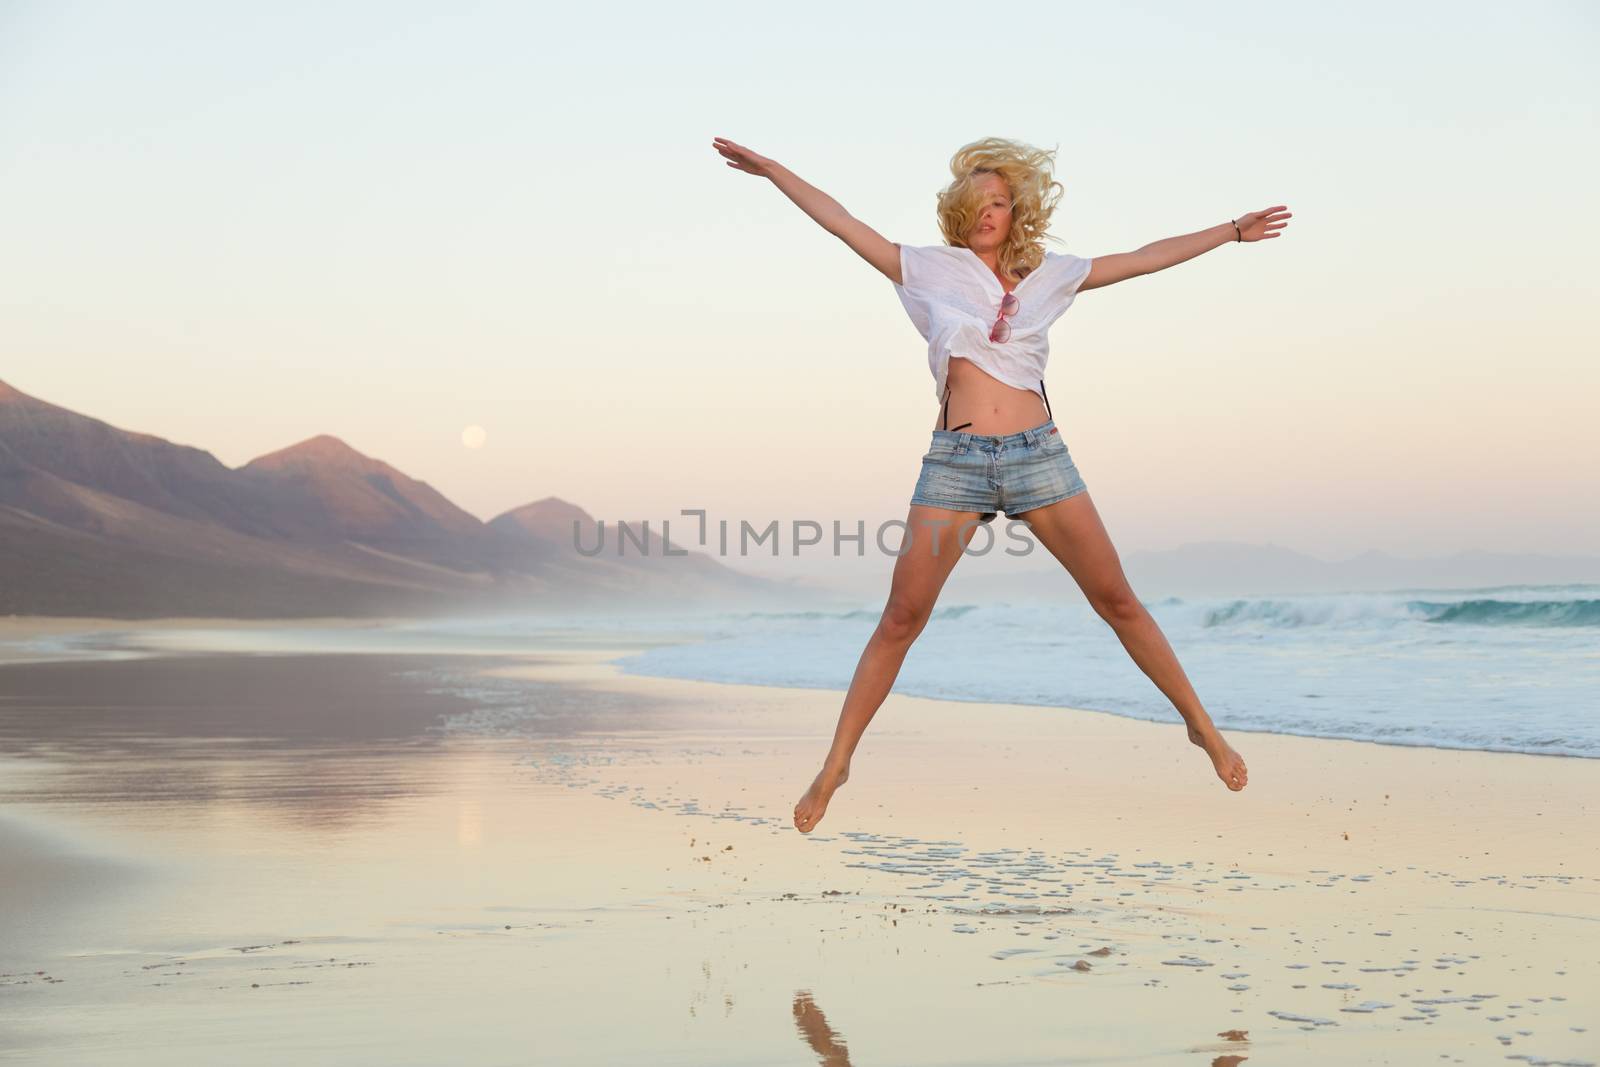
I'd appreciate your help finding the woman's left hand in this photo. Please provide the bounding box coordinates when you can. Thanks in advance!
[1235,205,1292,241]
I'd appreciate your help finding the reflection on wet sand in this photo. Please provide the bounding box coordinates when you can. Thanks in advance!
[0,652,676,825]
[789,988,1254,1065]
[1201,1027,1251,1065]
[793,990,852,1066]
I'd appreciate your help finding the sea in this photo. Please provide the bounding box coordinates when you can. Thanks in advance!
[10,582,1597,759]
[420,583,1600,760]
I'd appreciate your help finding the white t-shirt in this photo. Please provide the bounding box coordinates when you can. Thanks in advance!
[892,242,1093,402]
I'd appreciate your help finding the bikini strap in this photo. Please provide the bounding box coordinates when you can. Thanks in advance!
[1039,379,1053,421]
[942,382,972,433]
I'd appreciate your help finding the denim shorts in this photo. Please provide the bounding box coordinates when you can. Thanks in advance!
[909,419,1087,524]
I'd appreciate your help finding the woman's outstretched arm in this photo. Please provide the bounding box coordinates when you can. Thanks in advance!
[712,136,902,284]
[1079,205,1291,291]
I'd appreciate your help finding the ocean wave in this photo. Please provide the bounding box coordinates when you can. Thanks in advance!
[1197,594,1600,628]
[1409,598,1600,627]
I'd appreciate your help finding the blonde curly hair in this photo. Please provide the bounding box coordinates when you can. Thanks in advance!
[933,137,1066,281]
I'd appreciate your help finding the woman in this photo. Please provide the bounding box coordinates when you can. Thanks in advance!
[711,135,1290,834]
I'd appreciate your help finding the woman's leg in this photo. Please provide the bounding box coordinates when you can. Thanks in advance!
[1014,490,1250,792]
[792,504,983,832]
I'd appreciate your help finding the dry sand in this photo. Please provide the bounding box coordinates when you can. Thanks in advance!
[0,620,1595,1065]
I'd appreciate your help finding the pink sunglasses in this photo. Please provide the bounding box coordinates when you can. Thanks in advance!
[989,291,1019,343]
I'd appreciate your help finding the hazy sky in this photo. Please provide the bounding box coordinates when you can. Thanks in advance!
[3,0,1596,566]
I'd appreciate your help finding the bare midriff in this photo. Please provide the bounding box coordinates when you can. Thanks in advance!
[934,354,1051,436]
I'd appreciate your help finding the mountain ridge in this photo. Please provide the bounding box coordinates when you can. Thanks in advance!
[0,377,799,617]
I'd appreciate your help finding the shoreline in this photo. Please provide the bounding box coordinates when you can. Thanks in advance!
[2,612,1596,764]
[476,648,1600,874]
[614,659,1600,763]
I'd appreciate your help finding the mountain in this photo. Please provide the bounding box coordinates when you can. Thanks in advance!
[487,496,790,603]
[0,378,804,618]
[240,434,501,571]
[936,539,1600,602]
[1120,541,1600,596]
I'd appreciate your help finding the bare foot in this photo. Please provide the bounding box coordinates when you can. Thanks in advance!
[793,762,849,833]
[1189,722,1249,791]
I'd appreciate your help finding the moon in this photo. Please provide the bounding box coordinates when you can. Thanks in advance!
[461,425,487,449]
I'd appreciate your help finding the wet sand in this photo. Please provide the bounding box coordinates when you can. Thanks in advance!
[1,621,1596,1065]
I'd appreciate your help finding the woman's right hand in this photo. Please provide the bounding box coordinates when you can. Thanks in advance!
[711,140,881,274]
[712,137,775,178]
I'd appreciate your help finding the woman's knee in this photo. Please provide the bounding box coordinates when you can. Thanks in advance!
[879,598,931,643]
[1090,585,1143,624]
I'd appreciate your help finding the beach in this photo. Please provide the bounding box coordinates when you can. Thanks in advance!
[1,618,1596,1065]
